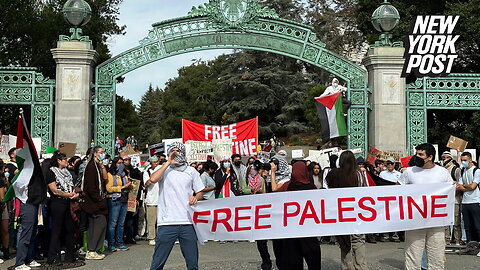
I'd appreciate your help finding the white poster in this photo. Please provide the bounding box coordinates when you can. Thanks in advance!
[186,141,213,162]
[291,149,304,159]
[190,183,454,242]
[161,138,183,156]
[212,139,232,162]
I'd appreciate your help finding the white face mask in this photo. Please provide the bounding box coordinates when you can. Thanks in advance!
[333,82,339,88]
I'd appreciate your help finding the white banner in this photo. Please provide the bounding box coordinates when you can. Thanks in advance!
[212,139,232,162]
[190,183,455,242]
[185,141,213,162]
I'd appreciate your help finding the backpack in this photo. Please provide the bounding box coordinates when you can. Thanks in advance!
[451,165,460,181]
[461,167,479,189]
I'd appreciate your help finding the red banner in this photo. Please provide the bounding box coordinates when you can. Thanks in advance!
[182,118,258,156]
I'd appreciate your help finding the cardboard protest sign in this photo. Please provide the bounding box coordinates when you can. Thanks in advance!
[447,135,468,152]
[186,141,213,162]
[127,179,140,213]
[58,142,77,157]
[129,154,141,168]
[306,148,339,169]
[212,139,232,162]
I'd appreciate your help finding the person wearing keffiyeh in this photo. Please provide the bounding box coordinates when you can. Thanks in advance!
[148,141,204,270]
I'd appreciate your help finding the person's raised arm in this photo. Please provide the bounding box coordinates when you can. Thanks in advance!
[270,163,284,192]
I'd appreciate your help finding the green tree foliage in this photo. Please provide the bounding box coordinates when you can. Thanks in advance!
[115,95,139,142]
[304,85,327,132]
[138,84,165,145]
[0,0,125,77]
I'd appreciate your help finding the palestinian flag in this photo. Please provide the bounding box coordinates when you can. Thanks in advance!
[218,173,235,199]
[314,92,348,140]
[3,114,46,204]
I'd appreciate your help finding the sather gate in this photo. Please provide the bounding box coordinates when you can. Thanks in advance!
[93,0,369,154]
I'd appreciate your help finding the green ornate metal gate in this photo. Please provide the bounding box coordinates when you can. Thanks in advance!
[0,67,55,150]
[94,0,369,154]
[406,74,480,154]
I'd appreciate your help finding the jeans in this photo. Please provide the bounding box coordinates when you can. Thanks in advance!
[461,203,480,242]
[150,225,198,270]
[15,203,38,267]
[107,199,128,247]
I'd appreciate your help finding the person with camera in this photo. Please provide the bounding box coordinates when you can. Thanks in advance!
[106,157,131,252]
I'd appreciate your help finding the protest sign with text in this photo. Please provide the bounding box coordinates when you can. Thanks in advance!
[182,118,258,156]
[186,141,213,162]
[190,183,454,242]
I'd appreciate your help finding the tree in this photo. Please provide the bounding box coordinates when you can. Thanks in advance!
[0,0,126,78]
[138,84,165,145]
[115,95,139,143]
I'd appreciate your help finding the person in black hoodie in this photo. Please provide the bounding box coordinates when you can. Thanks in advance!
[122,155,143,243]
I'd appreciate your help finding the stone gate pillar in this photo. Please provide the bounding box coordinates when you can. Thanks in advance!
[362,47,407,155]
[51,41,98,154]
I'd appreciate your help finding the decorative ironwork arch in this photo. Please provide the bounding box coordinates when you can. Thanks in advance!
[94,0,368,153]
[406,73,480,154]
[0,67,55,150]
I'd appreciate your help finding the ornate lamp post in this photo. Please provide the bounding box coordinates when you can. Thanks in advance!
[371,0,402,47]
[59,0,92,42]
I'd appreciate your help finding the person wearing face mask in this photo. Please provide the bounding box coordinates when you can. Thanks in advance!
[440,151,462,245]
[320,78,347,97]
[80,146,108,260]
[106,157,131,252]
[398,143,453,270]
[455,152,480,247]
[214,158,242,198]
[231,154,251,195]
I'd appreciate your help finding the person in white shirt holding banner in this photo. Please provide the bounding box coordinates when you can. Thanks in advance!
[147,142,204,270]
[398,143,453,270]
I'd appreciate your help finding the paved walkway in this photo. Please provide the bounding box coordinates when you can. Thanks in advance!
[3,240,479,269]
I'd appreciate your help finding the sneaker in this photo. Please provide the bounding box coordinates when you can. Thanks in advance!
[148,240,156,246]
[108,246,117,252]
[85,251,104,260]
[29,260,41,268]
[0,258,3,264]
[477,251,480,257]
[116,245,129,251]
[15,264,31,270]
[174,240,179,244]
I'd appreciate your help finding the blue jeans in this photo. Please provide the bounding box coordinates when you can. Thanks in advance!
[107,198,128,247]
[150,225,198,270]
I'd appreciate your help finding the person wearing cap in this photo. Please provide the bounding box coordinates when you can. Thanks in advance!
[440,151,462,245]
[143,156,161,246]
[379,157,402,183]
[148,142,204,270]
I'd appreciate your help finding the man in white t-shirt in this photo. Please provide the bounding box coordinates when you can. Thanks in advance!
[148,142,204,270]
[397,143,453,270]
[379,158,402,183]
[143,155,161,246]
[455,151,480,246]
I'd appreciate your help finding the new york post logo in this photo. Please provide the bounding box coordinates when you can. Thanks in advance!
[401,16,460,80]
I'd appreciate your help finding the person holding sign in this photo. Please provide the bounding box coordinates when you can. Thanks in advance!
[148,142,204,270]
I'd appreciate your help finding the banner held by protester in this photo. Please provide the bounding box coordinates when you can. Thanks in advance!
[190,183,454,242]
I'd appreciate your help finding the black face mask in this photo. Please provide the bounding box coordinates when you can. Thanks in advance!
[409,155,426,167]
[234,160,241,167]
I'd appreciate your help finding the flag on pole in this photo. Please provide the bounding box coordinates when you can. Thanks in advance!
[314,93,348,140]
[3,113,46,204]
[218,173,235,199]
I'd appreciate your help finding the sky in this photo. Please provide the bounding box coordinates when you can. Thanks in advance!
[108,0,232,104]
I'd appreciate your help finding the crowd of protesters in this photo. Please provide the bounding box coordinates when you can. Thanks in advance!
[0,141,479,270]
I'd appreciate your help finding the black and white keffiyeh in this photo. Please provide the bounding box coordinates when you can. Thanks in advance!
[50,167,74,193]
